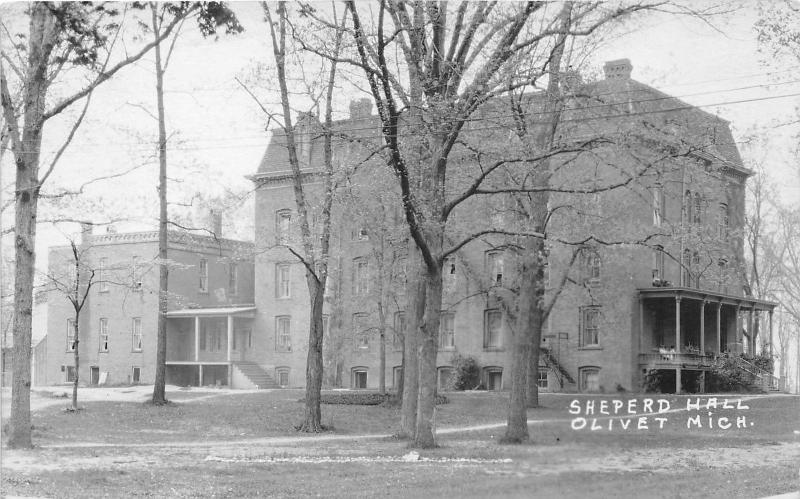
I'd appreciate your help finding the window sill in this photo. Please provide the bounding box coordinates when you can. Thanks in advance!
[578,346,603,351]
[99,350,108,354]
[439,346,455,352]
[483,347,505,352]
[131,350,143,353]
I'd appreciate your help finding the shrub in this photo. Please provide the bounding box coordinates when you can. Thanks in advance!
[319,392,448,406]
[450,355,481,391]
[706,357,757,393]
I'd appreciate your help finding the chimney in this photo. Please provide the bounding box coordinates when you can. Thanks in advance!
[349,98,373,119]
[603,59,632,80]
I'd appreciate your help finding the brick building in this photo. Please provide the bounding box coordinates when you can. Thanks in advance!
[250,59,777,393]
[40,227,259,388]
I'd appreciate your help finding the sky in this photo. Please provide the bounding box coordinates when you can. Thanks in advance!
[1,1,799,281]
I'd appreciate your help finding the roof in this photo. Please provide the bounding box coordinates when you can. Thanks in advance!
[166,306,257,318]
[638,287,777,311]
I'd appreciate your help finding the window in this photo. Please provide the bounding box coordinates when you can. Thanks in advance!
[322,315,329,338]
[486,251,504,285]
[439,312,455,350]
[684,190,692,225]
[580,307,600,347]
[579,366,601,392]
[66,319,76,352]
[352,367,368,389]
[353,258,368,295]
[353,313,369,350]
[582,248,601,283]
[438,367,454,391]
[131,256,141,290]
[484,309,502,349]
[199,258,208,292]
[132,366,141,384]
[228,263,238,296]
[538,368,549,389]
[351,226,369,241]
[276,316,291,352]
[393,366,403,389]
[682,249,692,287]
[276,367,290,387]
[693,192,702,224]
[98,257,109,292]
[132,317,142,351]
[315,262,331,296]
[718,203,729,239]
[276,209,292,244]
[277,264,291,298]
[65,365,77,383]
[652,186,663,226]
[393,312,405,351]
[99,318,109,352]
[485,367,503,390]
[652,246,665,283]
[444,256,456,291]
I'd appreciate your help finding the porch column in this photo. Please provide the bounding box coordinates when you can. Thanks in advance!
[716,302,722,354]
[639,298,644,354]
[748,308,754,354]
[675,296,681,394]
[194,316,200,361]
[227,315,233,387]
[199,365,204,387]
[769,310,774,358]
[735,303,742,350]
[675,296,681,353]
[700,300,706,354]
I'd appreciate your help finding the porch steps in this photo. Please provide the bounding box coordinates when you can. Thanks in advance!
[234,362,280,389]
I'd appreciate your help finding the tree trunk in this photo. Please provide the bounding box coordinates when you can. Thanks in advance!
[151,6,169,405]
[504,240,538,442]
[400,243,424,438]
[414,262,443,448]
[379,316,387,395]
[71,312,80,410]
[300,277,325,432]
[7,3,55,449]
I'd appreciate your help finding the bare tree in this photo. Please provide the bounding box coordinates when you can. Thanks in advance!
[258,1,344,432]
[144,1,242,406]
[0,2,201,448]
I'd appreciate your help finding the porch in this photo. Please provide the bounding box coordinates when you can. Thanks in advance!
[638,288,777,393]
[165,306,255,388]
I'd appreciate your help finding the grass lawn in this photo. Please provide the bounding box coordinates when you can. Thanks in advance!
[2,388,799,498]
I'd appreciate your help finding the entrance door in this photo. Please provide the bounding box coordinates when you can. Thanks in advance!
[90,366,100,385]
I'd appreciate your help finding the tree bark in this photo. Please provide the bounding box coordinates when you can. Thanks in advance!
[6,2,56,449]
[301,279,325,431]
[414,257,443,448]
[151,5,169,405]
[400,243,424,438]
[71,310,80,410]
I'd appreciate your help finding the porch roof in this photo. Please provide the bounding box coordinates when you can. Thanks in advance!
[638,287,777,311]
[166,306,256,319]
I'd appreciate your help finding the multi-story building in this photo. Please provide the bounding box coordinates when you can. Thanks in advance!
[250,58,777,394]
[40,226,259,388]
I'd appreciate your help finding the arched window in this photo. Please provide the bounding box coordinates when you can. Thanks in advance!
[579,366,601,392]
[682,249,692,287]
[275,367,290,388]
[693,192,703,224]
[437,366,454,391]
[351,367,368,389]
[483,366,503,390]
[718,203,729,238]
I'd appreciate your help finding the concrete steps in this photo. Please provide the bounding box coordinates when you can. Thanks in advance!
[234,362,280,389]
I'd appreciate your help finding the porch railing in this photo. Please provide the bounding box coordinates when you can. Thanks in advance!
[639,352,715,368]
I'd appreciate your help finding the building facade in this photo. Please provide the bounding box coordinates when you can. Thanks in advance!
[250,59,776,393]
[40,228,258,387]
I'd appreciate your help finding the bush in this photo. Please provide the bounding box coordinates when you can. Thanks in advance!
[706,357,758,393]
[319,392,448,406]
[450,355,481,391]
[320,392,390,405]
